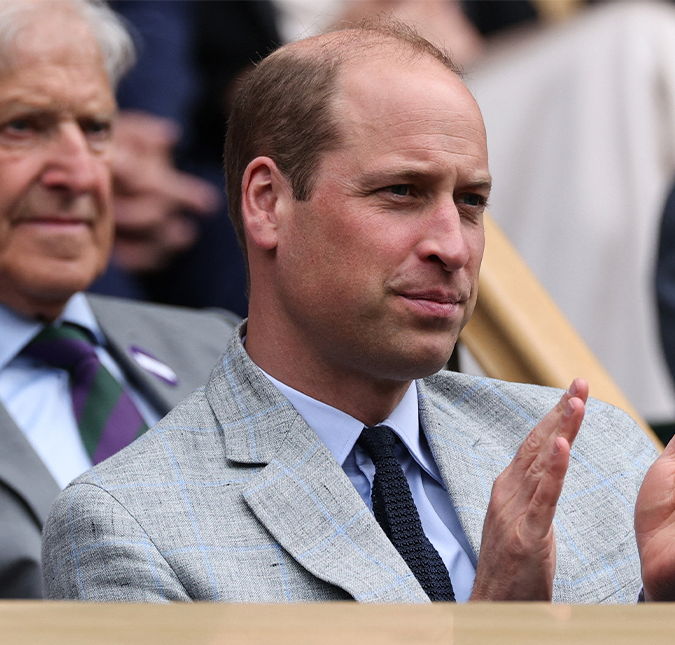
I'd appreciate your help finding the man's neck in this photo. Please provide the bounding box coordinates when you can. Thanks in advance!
[244,323,411,427]
[0,292,68,323]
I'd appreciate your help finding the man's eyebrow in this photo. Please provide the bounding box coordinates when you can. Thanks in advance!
[0,100,39,112]
[356,168,493,192]
[359,168,453,184]
[0,95,55,109]
[464,177,493,192]
[360,168,429,182]
[0,96,115,115]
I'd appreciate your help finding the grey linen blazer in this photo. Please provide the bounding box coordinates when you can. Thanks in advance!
[42,324,658,604]
[0,294,238,598]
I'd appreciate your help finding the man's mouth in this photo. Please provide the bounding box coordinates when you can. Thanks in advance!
[400,289,466,305]
[397,289,469,318]
[16,214,94,226]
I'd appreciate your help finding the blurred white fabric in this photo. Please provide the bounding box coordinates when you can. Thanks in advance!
[468,1,675,423]
[272,0,344,42]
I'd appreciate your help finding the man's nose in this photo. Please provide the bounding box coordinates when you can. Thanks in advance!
[40,123,102,193]
[417,202,472,271]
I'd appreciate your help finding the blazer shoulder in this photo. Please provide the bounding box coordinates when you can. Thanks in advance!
[85,293,242,333]
[85,293,242,409]
[69,387,224,489]
[421,370,565,411]
[419,371,656,457]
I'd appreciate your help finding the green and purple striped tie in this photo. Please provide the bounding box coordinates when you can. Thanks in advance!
[22,323,148,464]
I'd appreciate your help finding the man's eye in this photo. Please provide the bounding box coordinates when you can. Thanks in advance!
[5,119,32,134]
[2,116,48,138]
[386,185,411,196]
[459,193,485,207]
[82,119,112,138]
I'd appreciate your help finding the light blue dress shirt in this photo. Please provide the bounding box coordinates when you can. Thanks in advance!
[262,372,478,602]
[0,293,160,489]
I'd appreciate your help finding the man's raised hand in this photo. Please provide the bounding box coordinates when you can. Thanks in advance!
[635,434,675,601]
[470,378,588,601]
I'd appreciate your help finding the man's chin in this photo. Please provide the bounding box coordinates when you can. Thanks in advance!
[0,291,69,322]
[377,345,458,382]
[0,269,100,320]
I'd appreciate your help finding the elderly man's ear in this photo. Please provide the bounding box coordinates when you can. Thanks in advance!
[241,157,294,251]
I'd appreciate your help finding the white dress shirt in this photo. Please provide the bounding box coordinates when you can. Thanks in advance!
[0,293,160,488]
[262,371,478,602]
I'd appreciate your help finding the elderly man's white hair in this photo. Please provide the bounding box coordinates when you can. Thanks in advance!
[0,0,134,87]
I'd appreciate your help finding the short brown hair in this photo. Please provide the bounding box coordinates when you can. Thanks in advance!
[224,19,463,261]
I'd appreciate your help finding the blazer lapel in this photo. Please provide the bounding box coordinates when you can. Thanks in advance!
[0,401,60,528]
[418,377,512,560]
[206,329,429,603]
[87,294,197,414]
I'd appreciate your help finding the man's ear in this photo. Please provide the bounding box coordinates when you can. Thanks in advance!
[241,156,293,251]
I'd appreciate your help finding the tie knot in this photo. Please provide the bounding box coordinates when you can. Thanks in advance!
[357,425,398,463]
[21,323,98,371]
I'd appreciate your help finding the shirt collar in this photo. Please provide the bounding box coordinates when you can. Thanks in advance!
[0,292,104,370]
[260,370,439,476]
[262,371,366,464]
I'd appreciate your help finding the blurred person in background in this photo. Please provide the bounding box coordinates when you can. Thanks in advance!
[91,1,281,319]
[0,0,238,598]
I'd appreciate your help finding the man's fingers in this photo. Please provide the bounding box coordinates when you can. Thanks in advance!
[495,379,587,512]
[115,111,181,151]
[572,378,589,405]
[512,394,584,510]
[508,378,588,476]
[524,436,572,540]
[161,170,221,215]
[473,385,586,602]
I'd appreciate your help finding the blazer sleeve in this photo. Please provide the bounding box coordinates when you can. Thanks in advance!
[42,482,190,602]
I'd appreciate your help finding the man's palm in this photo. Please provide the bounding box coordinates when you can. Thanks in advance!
[635,438,675,601]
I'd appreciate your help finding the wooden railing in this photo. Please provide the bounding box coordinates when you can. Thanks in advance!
[1,601,674,644]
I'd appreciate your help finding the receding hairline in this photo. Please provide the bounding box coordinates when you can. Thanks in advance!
[274,26,476,161]
[260,24,470,142]
[224,19,470,269]
[277,24,464,78]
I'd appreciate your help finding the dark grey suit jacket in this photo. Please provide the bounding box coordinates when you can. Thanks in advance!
[0,294,238,598]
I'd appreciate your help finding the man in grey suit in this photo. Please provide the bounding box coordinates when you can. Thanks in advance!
[44,20,675,603]
[0,0,237,598]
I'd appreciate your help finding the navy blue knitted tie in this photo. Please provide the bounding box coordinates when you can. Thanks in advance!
[358,425,455,602]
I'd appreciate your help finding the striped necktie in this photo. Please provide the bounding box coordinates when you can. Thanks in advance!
[21,323,148,464]
[357,425,456,601]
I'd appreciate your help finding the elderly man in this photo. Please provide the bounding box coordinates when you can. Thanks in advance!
[0,0,238,599]
[43,21,675,603]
